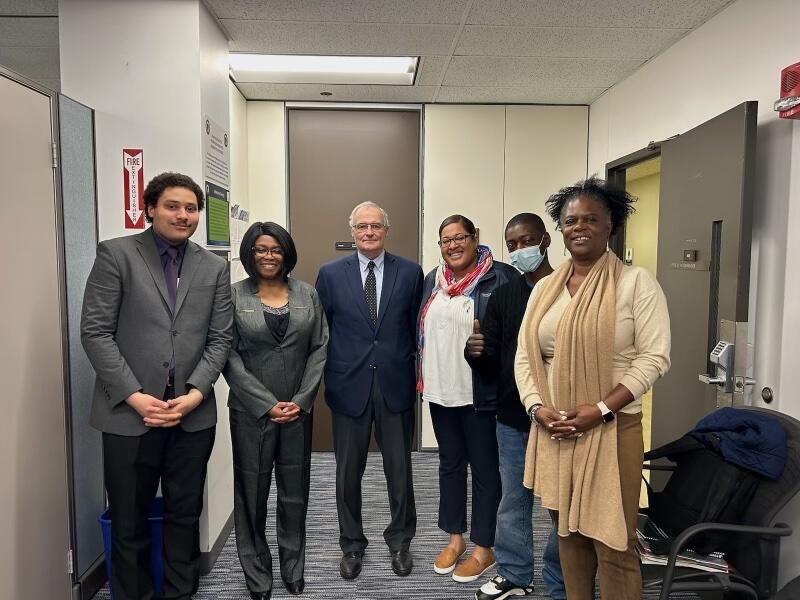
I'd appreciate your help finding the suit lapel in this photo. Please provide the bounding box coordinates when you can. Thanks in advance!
[174,244,201,318]
[376,252,397,331]
[345,254,373,328]
[283,279,305,342]
[136,229,171,311]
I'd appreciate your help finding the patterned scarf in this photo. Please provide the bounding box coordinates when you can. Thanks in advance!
[416,244,493,393]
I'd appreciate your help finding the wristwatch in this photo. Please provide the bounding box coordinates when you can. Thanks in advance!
[528,404,543,424]
[596,400,615,423]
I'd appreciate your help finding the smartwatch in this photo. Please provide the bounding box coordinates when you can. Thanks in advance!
[596,400,615,423]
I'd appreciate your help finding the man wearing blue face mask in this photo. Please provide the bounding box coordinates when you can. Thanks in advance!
[465,213,566,600]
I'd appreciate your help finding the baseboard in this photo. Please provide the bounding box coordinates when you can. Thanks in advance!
[200,510,234,574]
[73,554,107,600]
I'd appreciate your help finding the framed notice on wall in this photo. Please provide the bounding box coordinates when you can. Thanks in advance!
[205,181,230,247]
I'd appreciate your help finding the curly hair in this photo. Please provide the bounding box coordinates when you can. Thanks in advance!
[545,175,636,234]
[143,172,205,223]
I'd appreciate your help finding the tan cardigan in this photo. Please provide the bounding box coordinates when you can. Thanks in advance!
[513,262,670,549]
[515,264,671,416]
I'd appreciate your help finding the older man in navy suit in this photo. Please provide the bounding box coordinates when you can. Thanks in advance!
[316,201,424,580]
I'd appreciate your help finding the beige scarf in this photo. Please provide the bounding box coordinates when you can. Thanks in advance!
[521,250,629,551]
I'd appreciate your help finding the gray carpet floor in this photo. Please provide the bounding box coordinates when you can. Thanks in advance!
[92,452,698,599]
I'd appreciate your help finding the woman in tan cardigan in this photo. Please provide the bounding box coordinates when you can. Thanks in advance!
[514,177,670,599]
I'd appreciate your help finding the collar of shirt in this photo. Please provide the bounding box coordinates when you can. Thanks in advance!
[357,250,385,275]
[153,230,188,259]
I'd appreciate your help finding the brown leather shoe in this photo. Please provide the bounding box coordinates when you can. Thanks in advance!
[433,545,466,574]
[452,550,496,583]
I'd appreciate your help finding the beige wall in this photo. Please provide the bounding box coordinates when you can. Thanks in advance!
[503,105,589,265]
[420,104,588,447]
[625,170,660,275]
[247,101,287,227]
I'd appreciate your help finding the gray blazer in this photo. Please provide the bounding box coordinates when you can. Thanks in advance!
[223,277,329,419]
[81,228,233,435]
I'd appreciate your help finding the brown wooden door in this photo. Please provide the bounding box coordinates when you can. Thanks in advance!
[287,108,421,451]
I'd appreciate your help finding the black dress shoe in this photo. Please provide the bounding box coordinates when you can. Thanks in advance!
[340,550,364,579]
[249,592,271,600]
[283,577,305,595]
[390,549,413,576]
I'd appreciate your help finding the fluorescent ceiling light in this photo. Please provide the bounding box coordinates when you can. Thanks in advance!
[229,54,418,85]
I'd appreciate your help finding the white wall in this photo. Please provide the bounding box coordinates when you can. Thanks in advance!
[247,101,287,226]
[59,0,203,242]
[587,0,800,584]
[229,81,250,283]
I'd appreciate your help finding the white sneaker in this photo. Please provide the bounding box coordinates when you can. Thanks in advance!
[474,575,533,600]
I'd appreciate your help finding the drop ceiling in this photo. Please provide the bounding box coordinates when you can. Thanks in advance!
[0,0,735,105]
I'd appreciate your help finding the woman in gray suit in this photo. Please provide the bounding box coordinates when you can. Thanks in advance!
[224,222,329,599]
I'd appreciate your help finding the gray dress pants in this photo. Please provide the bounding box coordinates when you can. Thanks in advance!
[230,408,313,594]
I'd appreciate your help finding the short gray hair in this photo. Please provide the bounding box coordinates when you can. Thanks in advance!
[348,201,390,228]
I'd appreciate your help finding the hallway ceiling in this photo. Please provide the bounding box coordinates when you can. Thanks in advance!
[0,0,735,105]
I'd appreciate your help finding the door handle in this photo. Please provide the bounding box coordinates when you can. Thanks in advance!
[699,374,726,385]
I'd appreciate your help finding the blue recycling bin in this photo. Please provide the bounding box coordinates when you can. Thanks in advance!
[99,497,164,598]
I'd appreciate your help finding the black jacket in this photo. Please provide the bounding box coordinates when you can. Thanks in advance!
[465,274,534,431]
[419,261,518,412]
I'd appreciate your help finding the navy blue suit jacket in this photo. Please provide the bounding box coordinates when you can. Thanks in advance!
[316,251,424,417]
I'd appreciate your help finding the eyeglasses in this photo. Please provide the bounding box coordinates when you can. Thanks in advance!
[252,246,284,257]
[438,233,474,247]
[353,222,386,232]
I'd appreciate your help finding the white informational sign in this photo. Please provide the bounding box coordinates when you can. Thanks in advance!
[202,116,230,188]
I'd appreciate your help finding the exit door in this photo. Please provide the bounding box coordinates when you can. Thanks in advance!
[287,108,421,451]
[652,101,757,449]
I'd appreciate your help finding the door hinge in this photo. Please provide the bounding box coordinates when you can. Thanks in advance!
[51,142,58,169]
[67,548,73,574]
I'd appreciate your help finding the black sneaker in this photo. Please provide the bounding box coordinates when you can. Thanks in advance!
[475,575,533,600]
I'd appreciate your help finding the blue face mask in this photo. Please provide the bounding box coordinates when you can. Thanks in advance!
[509,243,546,273]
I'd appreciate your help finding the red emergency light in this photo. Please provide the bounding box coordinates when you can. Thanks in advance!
[775,61,800,119]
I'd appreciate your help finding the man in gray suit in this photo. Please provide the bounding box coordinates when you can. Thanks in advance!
[81,172,232,600]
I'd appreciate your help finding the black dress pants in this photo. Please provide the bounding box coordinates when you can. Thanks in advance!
[332,373,416,553]
[428,402,500,547]
[103,425,216,600]
[230,408,313,595]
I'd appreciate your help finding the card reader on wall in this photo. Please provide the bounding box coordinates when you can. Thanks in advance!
[699,340,734,393]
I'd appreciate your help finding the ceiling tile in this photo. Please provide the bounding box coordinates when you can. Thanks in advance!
[0,45,59,79]
[466,0,734,29]
[0,17,58,46]
[456,25,688,59]
[0,0,57,16]
[224,20,458,55]
[416,55,449,86]
[206,0,468,24]
[237,82,437,103]
[444,56,644,88]
[436,85,605,104]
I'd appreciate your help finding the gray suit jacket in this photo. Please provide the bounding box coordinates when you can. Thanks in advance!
[223,277,328,419]
[81,228,233,435]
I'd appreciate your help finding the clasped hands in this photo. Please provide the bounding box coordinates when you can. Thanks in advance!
[534,404,605,440]
[127,388,203,428]
[268,401,301,424]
